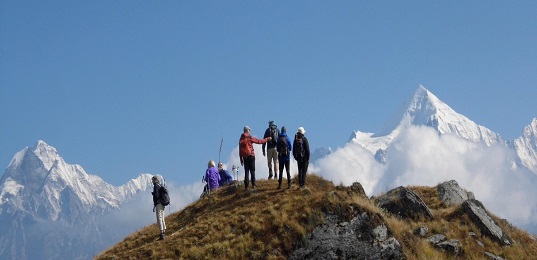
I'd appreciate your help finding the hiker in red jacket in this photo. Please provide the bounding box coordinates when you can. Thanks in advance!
[239,126,271,190]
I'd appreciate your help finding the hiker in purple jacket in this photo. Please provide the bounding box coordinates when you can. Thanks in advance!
[204,160,221,191]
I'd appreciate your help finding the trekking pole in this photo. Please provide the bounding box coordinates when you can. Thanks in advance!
[218,137,223,164]
[236,166,240,187]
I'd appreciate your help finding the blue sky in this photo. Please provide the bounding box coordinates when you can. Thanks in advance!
[1,1,536,187]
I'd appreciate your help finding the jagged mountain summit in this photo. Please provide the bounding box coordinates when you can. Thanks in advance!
[349,85,537,175]
[0,140,154,260]
[350,85,503,153]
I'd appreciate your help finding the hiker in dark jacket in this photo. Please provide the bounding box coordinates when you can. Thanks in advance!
[277,126,293,189]
[204,160,220,191]
[151,176,167,240]
[239,126,271,190]
[218,162,233,186]
[293,127,310,188]
[262,120,280,180]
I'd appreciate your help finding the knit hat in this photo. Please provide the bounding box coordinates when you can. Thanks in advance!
[243,126,250,132]
[281,126,286,133]
[297,127,306,134]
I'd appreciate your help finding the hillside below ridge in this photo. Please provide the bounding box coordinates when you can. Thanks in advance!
[96,175,537,259]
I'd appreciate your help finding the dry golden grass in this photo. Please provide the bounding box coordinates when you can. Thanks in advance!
[95,175,537,260]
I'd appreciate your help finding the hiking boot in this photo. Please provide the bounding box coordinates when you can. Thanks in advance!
[158,234,165,240]
[275,173,278,180]
[288,183,291,189]
[277,183,281,189]
[268,174,273,179]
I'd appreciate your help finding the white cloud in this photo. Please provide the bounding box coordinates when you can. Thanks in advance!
[309,142,385,195]
[103,180,205,239]
[311,126,537,233]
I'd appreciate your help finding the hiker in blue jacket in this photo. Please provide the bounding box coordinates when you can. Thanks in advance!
[277,126,293,189]
[218,162,233,186]
[204,160,220,191]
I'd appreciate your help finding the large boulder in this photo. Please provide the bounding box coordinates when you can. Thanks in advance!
[375,186,433,220]
[462,199,513,246]
[437,180,474,206]
[289,212,404,259]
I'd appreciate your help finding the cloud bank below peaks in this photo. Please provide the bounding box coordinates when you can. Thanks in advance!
[312,126,537,233]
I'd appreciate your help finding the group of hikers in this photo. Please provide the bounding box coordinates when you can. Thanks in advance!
[150,120,311,240]
[239,120,311,190]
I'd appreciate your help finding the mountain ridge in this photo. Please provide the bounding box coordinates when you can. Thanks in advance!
[0,140,155,259]
[1,85,536,259]
[349,86,535,176]
[96,176,537,259]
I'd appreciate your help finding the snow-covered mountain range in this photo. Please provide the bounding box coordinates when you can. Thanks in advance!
[0,141,155,259]
[1,85,535,259]
[349,85,537,175]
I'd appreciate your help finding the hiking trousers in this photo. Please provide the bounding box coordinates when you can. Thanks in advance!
[155,203,166,232]
[278,159,291,186]
[266,147,279,175]
[297,160,309,187]
[244,156,256,189]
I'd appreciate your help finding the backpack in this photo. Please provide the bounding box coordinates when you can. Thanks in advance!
[294,135,305,160]
[270,125,278,145]
[239,135,252,158]
[278,136,289,157]
[159,185,170,206]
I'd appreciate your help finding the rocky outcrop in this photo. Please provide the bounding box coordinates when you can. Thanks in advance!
[289,212,404,260]
[462,199,513,246]
[349,182,368,199]
[435,239,462,256]
[375,186,433,220]
[437,180,474,206]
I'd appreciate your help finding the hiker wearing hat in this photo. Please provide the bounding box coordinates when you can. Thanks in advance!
[239,126,271,190]
[218,162,233,186]
[293,127,310,188]
[262,120,280,180]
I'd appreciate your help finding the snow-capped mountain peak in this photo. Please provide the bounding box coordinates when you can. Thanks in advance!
[0,142,157,260]
[1,141,153,221]
[31,140,61,170]
[510,118,537,173]
[350,85,503,154]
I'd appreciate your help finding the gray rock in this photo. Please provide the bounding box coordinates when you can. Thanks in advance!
[435,239,461,256]
[289,213,404,259]
[349,182,368,199]
[437,180,469,206]
[467,191,475,200]
[428,234,447,244]
[375,186,433,220]
[414,226,429,237]
[484,251,505,260]
[462,199,513,246]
